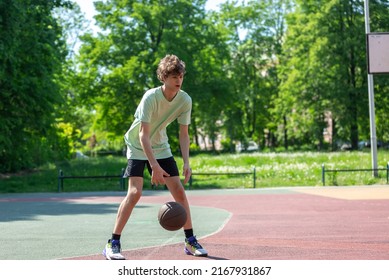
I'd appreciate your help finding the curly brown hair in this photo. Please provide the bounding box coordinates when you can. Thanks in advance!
[156,54,186,82]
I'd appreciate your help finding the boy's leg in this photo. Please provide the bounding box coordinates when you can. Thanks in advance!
[113,176,144,234]
[104,159,146,260]
[165,176,207,257]
[160,157,208,257]
[164,176,193,230]
[103,177,143,260]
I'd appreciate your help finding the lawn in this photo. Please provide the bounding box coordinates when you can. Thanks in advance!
[1,150,388,193]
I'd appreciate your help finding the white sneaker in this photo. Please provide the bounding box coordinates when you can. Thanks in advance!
[184,236,208,257]
[102,239,125,260]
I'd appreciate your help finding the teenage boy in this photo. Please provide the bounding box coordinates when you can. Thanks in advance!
[103,54,208,260]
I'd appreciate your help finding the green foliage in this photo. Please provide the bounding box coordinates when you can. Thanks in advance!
[277,0,389,151]
[73,0,233,153]
[217,0,292,148]
[2,0,389,176]
[0,0,71,172]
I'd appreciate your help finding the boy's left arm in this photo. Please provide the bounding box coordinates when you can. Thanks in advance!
[179,124,191,184]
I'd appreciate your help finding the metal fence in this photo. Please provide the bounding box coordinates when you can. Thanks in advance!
[189,167,257,189]
[57,169,126,192]
[321,163,389,186]
[57,167,257,192]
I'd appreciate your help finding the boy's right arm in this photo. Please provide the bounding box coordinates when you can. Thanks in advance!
[139,122,170,185]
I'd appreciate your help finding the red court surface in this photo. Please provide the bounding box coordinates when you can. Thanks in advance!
[64,186,389,260]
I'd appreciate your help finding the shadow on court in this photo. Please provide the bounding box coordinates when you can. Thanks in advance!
[0,200,153,222]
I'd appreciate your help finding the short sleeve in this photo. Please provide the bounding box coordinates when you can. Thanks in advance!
[177,97,192,125]
[134,92,154,123]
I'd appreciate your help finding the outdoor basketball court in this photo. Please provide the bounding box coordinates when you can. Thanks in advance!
[1,185,389,260]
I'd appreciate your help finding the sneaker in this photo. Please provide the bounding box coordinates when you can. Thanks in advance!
[184,236,208,257]
[102,239,125,260]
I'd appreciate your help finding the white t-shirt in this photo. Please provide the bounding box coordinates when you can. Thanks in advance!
[124,86,192,160]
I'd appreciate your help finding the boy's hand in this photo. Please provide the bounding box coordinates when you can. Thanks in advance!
[182,163,192,185]
[151,164,170,186]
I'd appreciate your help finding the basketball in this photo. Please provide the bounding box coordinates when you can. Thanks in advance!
[158,201,187,231]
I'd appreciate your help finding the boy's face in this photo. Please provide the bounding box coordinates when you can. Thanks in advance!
[163,73,184,92]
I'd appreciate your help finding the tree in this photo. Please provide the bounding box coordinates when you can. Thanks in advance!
[217,0,291,149]
[0,0,71,172]
[367,0,389,145]
[277,0,381,150]
[74,0,232,152]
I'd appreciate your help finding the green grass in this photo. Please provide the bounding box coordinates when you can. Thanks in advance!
[1,150,389,193]
[189,150,389,189]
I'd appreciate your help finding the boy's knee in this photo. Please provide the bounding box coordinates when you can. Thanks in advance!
[126,187,142,204]
[173,186,187,201]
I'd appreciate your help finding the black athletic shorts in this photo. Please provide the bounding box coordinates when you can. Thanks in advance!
[123,157,179,178]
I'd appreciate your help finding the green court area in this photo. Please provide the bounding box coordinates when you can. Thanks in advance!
[0,191,231,260]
